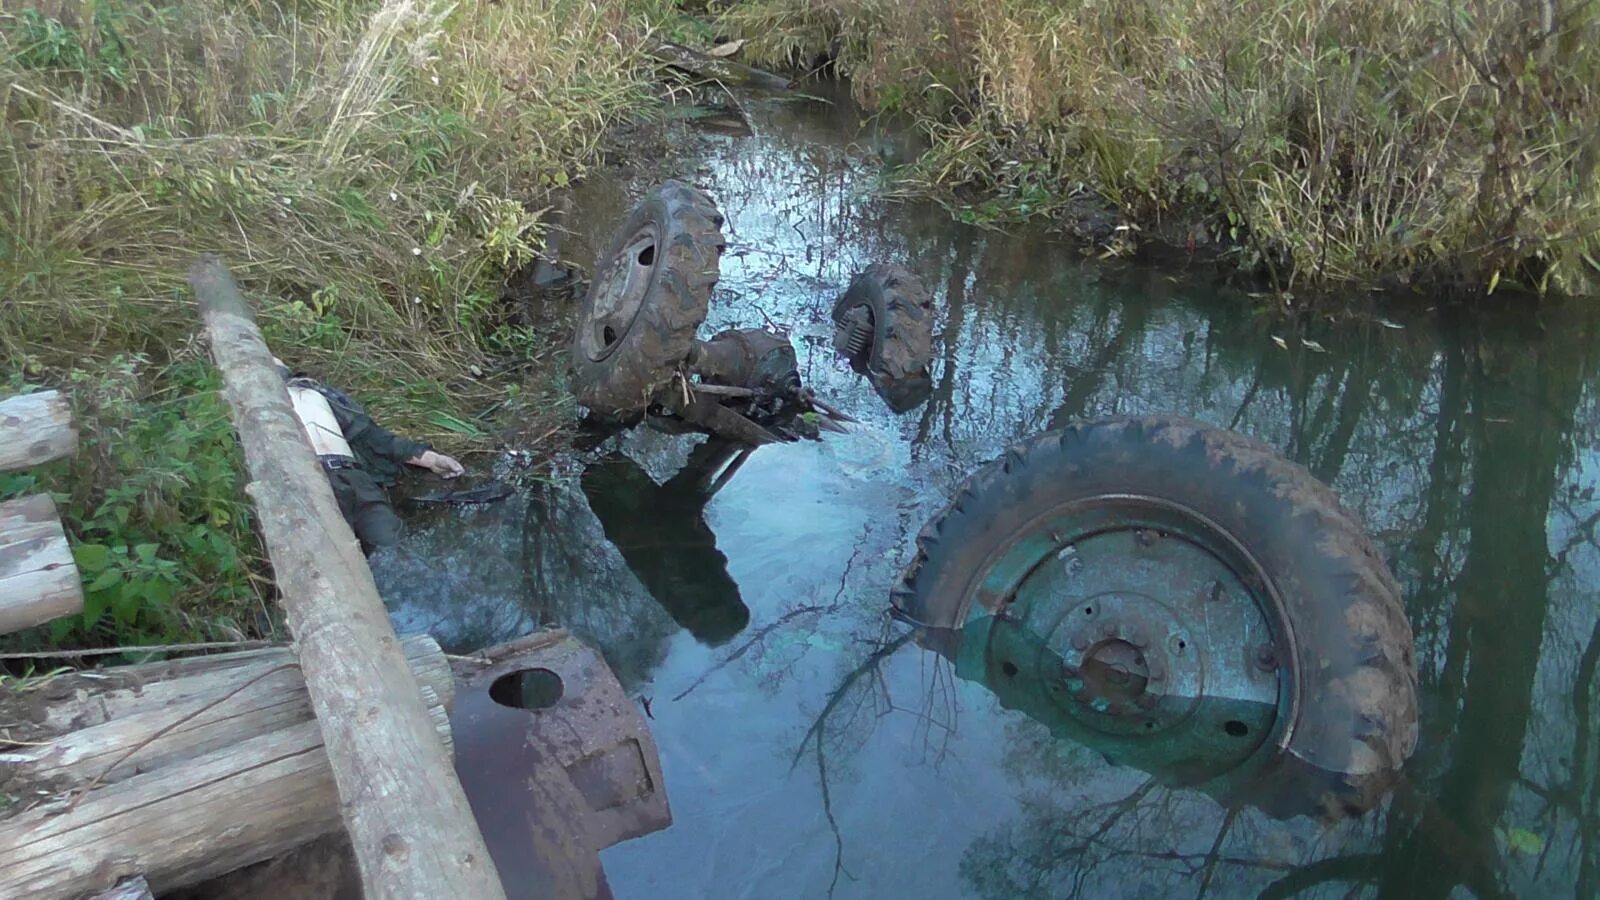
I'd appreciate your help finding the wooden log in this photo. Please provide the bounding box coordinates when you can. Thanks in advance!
[0,494,84,635]
[645,39,791,91]
[0,390,77,472]
[89,876,154,900]
[167,833,363,900]
[189,256,504,899]
[0,638,456,899]
[0,634,452,800]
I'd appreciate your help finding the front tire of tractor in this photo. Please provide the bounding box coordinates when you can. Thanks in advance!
[570,181,725,418]
[831,263,934,383]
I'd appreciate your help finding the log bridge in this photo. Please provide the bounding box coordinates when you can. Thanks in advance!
[0,257,671,898]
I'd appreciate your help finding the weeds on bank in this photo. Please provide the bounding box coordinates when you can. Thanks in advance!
[0,0,659,648]
[2,361,264,649]
[721,0,1600,295]
[1,1,649,407]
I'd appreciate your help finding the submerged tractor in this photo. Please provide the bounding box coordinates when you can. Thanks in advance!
[569,182,1418,822]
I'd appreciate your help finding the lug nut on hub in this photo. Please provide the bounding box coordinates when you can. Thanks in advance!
[1255,644,1279,672]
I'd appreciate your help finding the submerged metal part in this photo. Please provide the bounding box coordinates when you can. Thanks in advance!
[911,493,1410,819]
[580,224,660,364]
[690,327,802,399]
[659,327,806,445]
[450,631,670,898]
[833,306,874,359]
[982,522,1282,781]
[827,264,935,414]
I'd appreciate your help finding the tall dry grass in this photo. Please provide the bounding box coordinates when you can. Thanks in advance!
[723,0,1600,295]
[1,0,653,428]
[0,0,661,647]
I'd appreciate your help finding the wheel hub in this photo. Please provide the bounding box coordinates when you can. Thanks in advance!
[1079,638,1148,705]
[962,505,1288,782]
[1030,582,1215,735]
[581,225,659,362]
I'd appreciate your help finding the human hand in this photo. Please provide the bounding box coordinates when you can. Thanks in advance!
[414,450,465,479]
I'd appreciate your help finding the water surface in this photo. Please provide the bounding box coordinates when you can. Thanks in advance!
[376,86,1600,899]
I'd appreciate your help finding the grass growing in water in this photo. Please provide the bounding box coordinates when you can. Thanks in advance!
[721,0,1600,295]
[1,0,661,650]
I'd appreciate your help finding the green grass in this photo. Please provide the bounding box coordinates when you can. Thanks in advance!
[719,0,1600,296]
[0,0,667,650]
[2,362,265,650]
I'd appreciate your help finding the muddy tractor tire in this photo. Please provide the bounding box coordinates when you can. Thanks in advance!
[831,264,934,383]
[895,416,1418,820]
[570,181,725,418]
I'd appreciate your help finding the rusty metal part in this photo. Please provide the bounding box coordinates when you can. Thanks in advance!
[801,389,857,424]
[688,328,801,397]
[449,630,669,899]
[688,383,756,398]
[649,327,804,445]
[675,395,783,446]
[835,306,873,358]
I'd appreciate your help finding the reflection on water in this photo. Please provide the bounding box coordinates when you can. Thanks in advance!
[581,441,750,646]
[374,85,1600,898]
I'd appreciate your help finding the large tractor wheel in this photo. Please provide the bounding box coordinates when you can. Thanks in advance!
[895,416,1418,820]
[570,181,725,418]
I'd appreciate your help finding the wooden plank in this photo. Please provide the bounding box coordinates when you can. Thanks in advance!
[189,255,504,900]
[0,635,453,795]
[0,673,457,898]
[0,494,84,635]
[0,390,77,472]
[0,721,343,897]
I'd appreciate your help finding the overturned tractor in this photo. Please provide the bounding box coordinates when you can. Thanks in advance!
[568,182,1417,825]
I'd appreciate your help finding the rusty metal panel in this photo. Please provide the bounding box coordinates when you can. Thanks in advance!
[449,630,670,899]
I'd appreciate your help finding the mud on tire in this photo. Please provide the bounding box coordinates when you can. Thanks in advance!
[831,263,934,382]
[570,181,725,418]
[895,416,1419,819]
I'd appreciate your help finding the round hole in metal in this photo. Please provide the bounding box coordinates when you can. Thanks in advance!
[1224,719,1250,737]
[489,667,564,711]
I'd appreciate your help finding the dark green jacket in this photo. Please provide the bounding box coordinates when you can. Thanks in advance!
[291,378,429,486]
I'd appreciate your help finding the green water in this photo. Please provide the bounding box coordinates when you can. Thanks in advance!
[374,87,1600,899]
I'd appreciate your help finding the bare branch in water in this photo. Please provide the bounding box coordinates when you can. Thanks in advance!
[673,540,867,702]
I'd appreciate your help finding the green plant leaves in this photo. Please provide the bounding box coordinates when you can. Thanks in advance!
[72,543,112,574]
[429,411,485,437]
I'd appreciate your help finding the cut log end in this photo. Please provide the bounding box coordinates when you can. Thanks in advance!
[0,390,78,472]
[0,636,457,900]
[0,494,84,636]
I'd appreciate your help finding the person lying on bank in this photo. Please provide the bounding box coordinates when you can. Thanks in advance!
[273,356,464,553]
